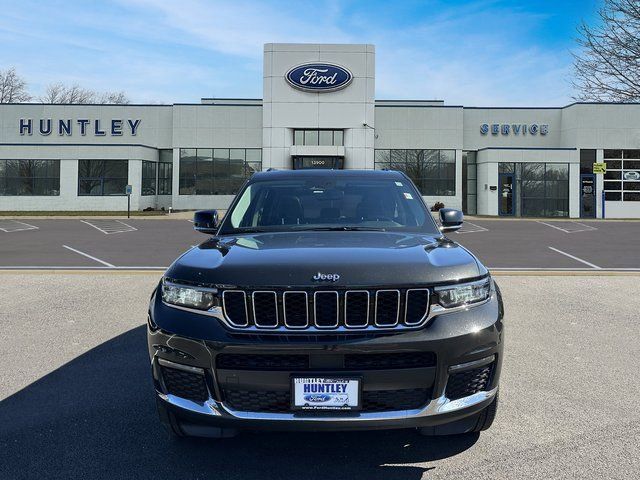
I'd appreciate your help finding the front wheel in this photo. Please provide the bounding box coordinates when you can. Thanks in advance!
[472,392,499,432]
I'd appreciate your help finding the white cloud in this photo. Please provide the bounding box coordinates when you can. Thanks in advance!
[124,0,575,105]
[0,0,578,104]
[116,0,353,58]
[369,2,574,105]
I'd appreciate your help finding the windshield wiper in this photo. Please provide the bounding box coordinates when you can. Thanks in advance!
[292,226,387,232]
[232,227,270,233]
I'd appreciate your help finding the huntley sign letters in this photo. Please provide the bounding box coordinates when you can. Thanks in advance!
[19,118,142,136]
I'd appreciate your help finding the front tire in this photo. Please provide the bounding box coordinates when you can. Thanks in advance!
[472,392,499,432]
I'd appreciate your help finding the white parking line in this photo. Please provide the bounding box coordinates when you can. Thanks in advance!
[489,267,640,271]
[62,245,116,268]
[548,246,601,269]
[81,219,137,234]
[456,221,489,234]
[0,266,167,270]
[0,220,39,233]
[537,221,597,233]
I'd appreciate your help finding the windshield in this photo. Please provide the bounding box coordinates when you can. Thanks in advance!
[219,176,439,234]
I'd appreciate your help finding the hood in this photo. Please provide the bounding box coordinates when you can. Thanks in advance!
[165,231,485,288]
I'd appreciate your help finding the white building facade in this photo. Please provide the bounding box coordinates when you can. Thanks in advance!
[1,43,640,218]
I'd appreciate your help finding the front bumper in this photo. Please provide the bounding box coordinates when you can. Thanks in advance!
[156,360,498,433]
[148,283,504,433]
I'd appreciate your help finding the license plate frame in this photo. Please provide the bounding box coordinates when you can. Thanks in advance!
[291,376,362,411]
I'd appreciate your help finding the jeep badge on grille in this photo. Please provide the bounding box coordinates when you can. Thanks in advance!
[313,272,340,282]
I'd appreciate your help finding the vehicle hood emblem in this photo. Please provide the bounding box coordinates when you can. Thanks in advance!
[313,272,340,282]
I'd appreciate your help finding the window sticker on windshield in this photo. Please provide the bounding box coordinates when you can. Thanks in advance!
[395,182,403,186]
[403,192,413,200]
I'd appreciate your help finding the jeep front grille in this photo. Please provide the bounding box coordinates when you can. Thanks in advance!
[221,288,430,331]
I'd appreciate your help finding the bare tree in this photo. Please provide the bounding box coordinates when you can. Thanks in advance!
[40,83,94,104]
[96,90,130,104]
[573,0,640,101]
[40,82,131,104]
[0,67,32,103]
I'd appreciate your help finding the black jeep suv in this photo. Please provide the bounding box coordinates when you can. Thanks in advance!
[147,169,504,438]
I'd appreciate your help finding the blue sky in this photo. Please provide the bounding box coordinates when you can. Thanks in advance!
[0,0,599,105]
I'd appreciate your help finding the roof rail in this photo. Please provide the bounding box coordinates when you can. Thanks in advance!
[266,167,278,171]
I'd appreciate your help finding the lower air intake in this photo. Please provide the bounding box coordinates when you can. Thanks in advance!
[223,387,431,413]
[161,366,209,402]
[446,364,494,401]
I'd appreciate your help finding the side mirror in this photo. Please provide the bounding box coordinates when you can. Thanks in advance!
[193,210,219,234]
[439,208,463,233]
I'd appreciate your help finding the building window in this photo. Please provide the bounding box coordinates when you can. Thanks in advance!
[78,160,128,196]
[158,149,173,195]
[604,149,640,201]
[158,163,172,195]
[0,159,60,196]
[374,149,456,196]
[580,149,596,175]
[179,148,262,195]
[462,151,477,215]
[499,162,569,217]
[141,161,157,196]
[293,129,344,146]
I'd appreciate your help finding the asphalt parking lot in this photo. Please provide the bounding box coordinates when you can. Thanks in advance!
[1,273,638,479]
[0,217,638,271]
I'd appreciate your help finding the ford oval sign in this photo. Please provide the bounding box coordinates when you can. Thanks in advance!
[623,171,640,181]
[285,63,353,92]
[304,394,332,403]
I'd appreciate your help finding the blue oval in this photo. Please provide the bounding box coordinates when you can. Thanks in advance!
[304,394,331,403]
[286,63,353,92]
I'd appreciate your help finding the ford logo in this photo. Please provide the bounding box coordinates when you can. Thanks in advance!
[285,63,353,92]
[304,394,331,403]
[623,171,640,181]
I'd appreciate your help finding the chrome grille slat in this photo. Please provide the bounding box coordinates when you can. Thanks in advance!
[222,290,248,327]
[252,291,278,328]
[405,289,430,326]
[221,287,430,331]
[374,290,400,327]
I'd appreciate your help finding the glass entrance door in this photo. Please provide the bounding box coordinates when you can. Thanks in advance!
[580,174,596,218]
[498,173,515,216]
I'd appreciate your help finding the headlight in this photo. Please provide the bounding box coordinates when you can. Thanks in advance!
[435,278,491,309]
[161,278,219,310]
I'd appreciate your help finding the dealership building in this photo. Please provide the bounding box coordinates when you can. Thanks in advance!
[1,43,640,218]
